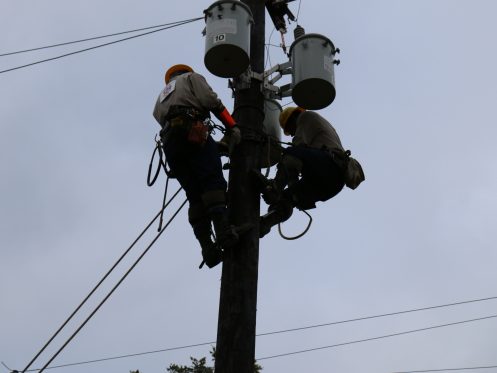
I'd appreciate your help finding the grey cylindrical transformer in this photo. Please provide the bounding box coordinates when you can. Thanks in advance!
[204,0,253,78]
[259,99,282,168]
[290,33,337,110]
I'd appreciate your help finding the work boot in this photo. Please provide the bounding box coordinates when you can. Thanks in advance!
[259,197,294,238]
[201,241,223,268]
[251,169,282,205]
[192,221,222,268]
[211,210,239,249]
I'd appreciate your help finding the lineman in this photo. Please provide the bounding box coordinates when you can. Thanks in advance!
[153,64,241,268]
[254,107,365,237]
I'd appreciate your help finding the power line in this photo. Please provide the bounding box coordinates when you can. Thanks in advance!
[21,313,497,370]
[392,365,497,373]
[0,17,203,75]
[265,27,276,69]
[0,19,200,57]
[19,187,183,373]
[256,314,497,361]
[296,0,303,22]
[24,341,216,371]
[257,295,497,337]
[16,295,497,371]
[34,199,188,373]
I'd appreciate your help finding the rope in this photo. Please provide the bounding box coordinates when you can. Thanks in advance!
[19,187,183,373]
[278,209,313,240]
[147,135,176,231]
[36,199,188,373]
[147,138,163,187]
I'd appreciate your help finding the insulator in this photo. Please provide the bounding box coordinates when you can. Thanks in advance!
[294,24,305,40]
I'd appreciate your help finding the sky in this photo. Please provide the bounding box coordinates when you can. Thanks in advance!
[1,1,497,372]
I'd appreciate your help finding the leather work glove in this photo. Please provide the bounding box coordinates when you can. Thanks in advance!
[219,125,241,155]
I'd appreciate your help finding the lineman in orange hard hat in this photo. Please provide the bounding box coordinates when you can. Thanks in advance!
[253,107,365,237]
[153,64,242,268]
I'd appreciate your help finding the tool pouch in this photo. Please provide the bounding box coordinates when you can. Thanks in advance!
[329,148,365,190]
[187,120,209,146]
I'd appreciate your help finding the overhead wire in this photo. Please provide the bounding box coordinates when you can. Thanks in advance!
[256,314,497,361]
[264,27,276,70]
[1,3,492,371]
[256,295,497,337]
[14,295,497,371]
[2,13,194,373]
[35,198,188,373]
[0,17,203,75]
[22,341,216,372]
[0,19,202,57]
[296,0,303,22]
[18,187,182,373]
[392,366,497,373]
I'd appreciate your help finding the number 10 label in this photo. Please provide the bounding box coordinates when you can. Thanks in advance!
[214,34,226,43]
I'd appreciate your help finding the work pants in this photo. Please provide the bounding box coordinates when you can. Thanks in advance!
[283,145,345,210]
[163,135,227,206]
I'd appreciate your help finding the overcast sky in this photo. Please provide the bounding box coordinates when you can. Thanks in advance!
[1,1,497,373]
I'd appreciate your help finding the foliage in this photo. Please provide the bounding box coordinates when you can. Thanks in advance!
[166,347,262,373]
[167,356,213,373]
[130,347,262,372]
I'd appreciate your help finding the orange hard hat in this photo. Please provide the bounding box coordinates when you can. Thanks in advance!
[164,64,194,84]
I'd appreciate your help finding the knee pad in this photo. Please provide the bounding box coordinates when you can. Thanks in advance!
[268,198,294,223]
[278,155,303,188]
[280,154,303,174]
[282,188,316,211]
[201,189,226,212]
[188,203,208,225]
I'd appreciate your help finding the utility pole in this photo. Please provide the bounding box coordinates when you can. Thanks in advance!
[214,0,265,372]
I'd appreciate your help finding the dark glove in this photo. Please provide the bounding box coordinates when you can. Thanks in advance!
[219,125,241,155]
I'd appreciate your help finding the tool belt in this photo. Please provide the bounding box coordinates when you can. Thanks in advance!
[161,106,210,146]
[323,146,365,190]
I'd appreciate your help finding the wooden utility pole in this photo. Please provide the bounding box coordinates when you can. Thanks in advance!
[214,0,265,372]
